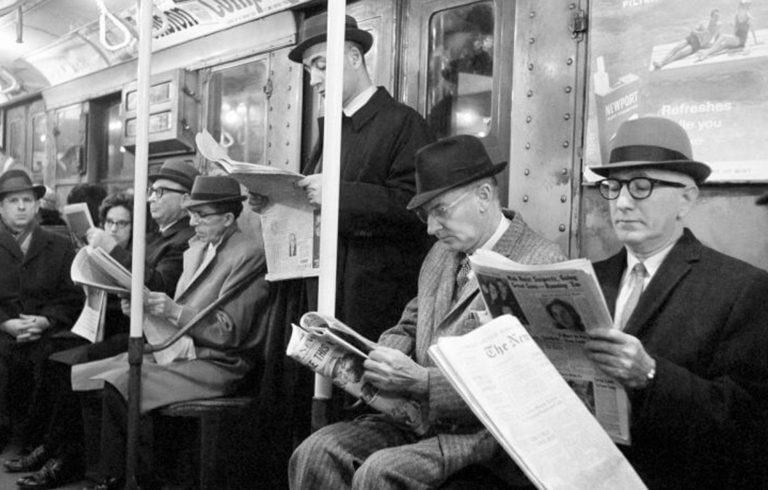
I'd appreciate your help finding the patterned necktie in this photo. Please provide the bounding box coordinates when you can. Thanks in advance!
[455,253,472,294]
[617,262,648,330]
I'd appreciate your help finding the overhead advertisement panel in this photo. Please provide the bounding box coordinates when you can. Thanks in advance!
[585,0,768,183]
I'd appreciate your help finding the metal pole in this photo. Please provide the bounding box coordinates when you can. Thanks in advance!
[312,0,346,430]
[125,0,152,487]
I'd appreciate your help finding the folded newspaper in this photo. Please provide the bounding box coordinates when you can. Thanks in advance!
[70,246,196,365]
[286,312,428,435]
[196,129,319,281]
[429,315,646,490]
[469,250,631,445]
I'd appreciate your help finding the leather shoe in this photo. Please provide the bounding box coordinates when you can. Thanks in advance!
[81,476,123,490]
[4,445,48,473]
[16,457,79,489]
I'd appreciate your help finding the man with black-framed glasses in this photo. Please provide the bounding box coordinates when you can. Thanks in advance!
[587,117,768,489]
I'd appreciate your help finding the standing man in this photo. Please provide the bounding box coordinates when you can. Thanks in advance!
[289,135,565,489]
[0,169,82,451]
[587,117,768,489]
[286,12,435,340]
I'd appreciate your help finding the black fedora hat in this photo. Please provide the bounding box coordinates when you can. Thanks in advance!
[288,13,373,63]
[149,157,200,191]
[0,169,46,201]
[407,135,507,210]
[181,176,246,209]
[589,117,711,185]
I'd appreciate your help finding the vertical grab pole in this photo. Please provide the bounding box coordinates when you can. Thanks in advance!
[312,0,346,430]
[125,0,152,487]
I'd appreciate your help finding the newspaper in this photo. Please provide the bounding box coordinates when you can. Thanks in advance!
[70,246,196,364]
[429,315,646,490]
[62,202,94,248]
[469,250,630,445]
[286,312,428,435]
[196,130,319,281]
[70,287,107,342]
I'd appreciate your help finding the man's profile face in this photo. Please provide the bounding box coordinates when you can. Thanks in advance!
[148,178,188,227]
[423,185,483,253]
[608,169,693,255]
[302,42,357,105]
[0,190,39,232]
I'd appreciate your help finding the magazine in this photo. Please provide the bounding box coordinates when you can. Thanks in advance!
[429,315,646,490]
[70,246,196,364]
[196,129,319,281]
[286,312,428,435]
[469,250,630,445]
[62,202,94,248]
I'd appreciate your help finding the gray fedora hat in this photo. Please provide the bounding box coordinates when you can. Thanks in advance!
[0,169,46,200]
[181,176,246,209]
[288,13,373,63]
[149,157,200,191]
[589,117,711,185]
[407,135,507,210]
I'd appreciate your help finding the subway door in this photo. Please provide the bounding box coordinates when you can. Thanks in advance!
[299,0,399,166]
[402,0,515,206]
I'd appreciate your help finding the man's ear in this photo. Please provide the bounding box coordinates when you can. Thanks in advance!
[677,185,699,220]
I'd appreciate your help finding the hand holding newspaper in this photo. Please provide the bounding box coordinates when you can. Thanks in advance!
[469,250,631,444]
[286,312,428,435]
[70,246,196,364]
[196,129,319,281]
[429,315,646,490]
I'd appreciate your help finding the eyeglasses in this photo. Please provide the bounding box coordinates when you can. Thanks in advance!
[147,186,186,198]
[187,210,223,222]
[597,177,687,201]
[415,189,474,223]
[104,219,131,229]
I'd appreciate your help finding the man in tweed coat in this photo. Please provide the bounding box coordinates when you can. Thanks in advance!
[289,135,565,489]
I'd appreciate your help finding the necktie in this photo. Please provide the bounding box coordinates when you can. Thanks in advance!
[617,262,648,330]
[455,254,471,295]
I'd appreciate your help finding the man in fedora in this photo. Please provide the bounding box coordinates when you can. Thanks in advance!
[289,135,565,489]
[73,176,270,489]
[0,169,82,452]
[273,12,434,342]
[0,159,202,489]
[587,117,768,489]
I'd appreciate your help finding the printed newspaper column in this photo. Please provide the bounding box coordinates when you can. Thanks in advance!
[593,56,640,164]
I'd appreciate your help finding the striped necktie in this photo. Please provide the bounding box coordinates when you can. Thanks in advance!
[617,262,648,330]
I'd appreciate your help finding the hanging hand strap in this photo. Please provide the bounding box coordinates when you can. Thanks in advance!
[94,0,134,51]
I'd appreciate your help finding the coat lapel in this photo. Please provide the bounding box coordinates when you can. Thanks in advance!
[0,231,23,261]
[23,227,48,264]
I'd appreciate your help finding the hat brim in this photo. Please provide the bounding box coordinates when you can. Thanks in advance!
[148,173,191,191]
[756,192,768,206]
[181,195,247,209]
[589,160,712,185]
[0,185,46,201]
[288,29,373,63]
[407,161,507,210]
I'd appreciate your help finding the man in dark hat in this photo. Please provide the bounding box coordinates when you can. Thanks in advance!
[587,117,768,489]
[0,169,82,452]
[272,12,434,342]
[72,176,270,489]
[289,135,564,489]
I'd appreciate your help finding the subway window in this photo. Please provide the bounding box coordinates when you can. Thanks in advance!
[426,1,495,139]
[54,104,85,182]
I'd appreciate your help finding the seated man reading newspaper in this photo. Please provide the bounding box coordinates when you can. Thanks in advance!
[586,117,768,489]
[289,135,565,489]
[72,176,270,490]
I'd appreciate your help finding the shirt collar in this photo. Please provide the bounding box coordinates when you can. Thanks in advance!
[478,216,510,253]
[159,218,180,234]
[625,239,677,280]
[343,86,376,117]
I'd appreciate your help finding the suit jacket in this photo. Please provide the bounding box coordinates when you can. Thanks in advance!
[72,225,270,412]
[594,229,768,490]
[306,87,435,340]
[378,211,566,476]
[0,225,82,331]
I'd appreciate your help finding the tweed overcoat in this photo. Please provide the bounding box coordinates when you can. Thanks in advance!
[72,225,269,412]
[594,229,768,490]
[376,211,566,477]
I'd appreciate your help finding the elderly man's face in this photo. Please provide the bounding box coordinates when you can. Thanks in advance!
[148,178,188,227]
[187,205,231,245]
[424,185,485,253]
[608,169,695,256]
[0,190,39,232]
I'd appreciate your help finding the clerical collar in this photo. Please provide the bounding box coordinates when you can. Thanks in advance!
[343,86,376,117]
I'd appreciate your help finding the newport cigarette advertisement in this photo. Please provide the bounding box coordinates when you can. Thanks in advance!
[586,0,768,182]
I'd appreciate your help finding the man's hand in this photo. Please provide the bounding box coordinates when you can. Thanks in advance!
[145,292,182,321]
[585,328,656,389]
[297,174,322,207]
[362,346,429,397]
[248,191,272,214]
[1,316,46,342]
[86,228,118,253]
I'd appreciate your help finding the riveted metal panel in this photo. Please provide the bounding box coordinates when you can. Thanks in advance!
[267,46,303,173]
[508,0,587,256]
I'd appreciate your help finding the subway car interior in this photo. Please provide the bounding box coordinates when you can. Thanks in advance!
[0,0,767,489]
